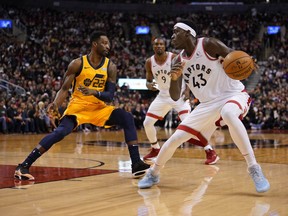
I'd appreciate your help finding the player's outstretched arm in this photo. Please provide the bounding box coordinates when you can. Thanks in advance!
[48,58,80,115]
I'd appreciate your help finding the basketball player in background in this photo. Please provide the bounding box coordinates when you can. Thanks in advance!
[14,31,150,181]
[143,37,219,165]
[139,20,270,193]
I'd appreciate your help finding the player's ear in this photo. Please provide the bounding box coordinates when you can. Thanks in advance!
[185,30,190,37]
[93,41,97,47]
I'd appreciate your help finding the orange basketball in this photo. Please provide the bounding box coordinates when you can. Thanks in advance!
[223,51,255,80]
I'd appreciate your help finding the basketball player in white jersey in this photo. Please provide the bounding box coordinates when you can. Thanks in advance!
[143,37,219,165]
[139,20,270,193]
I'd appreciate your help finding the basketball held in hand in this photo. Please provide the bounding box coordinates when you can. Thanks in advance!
[223,51,255,80]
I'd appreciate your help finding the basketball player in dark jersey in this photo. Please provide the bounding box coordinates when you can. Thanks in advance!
[14,31,150,180]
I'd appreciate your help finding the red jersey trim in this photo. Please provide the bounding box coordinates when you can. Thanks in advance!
[178,110,190,116]
[177,125,208,145]
[146,113,164,120]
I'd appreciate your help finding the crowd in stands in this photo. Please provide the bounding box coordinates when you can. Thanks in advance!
[246,39,287,130]
[0,5,287,134]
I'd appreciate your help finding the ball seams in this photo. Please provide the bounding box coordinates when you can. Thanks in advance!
[222,51,254,80]
[225,60,253,74]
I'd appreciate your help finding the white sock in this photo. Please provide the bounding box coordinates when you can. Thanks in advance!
[151,143,160,149]
[204,145,213,151]
[243,153,257,167]
[151,163,162,176]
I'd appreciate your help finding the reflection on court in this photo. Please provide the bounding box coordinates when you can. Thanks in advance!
[0,128,287,215]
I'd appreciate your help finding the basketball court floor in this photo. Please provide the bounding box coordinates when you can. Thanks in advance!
[0,128,287,215]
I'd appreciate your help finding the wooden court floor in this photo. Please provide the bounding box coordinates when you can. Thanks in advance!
[0,128,287,216]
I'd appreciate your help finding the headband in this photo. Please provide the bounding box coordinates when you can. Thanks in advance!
[174,22,197,37]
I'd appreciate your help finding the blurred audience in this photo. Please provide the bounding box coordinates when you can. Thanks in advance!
[0,6,287,133]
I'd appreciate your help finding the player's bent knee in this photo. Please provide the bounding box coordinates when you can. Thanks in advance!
[54,127,71,138]
[125,112,134,123]
[221,103,241,124]
[143,117,156,128]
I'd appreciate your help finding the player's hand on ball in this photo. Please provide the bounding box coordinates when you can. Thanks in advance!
[170,62,185,81]
[218,56,225,65]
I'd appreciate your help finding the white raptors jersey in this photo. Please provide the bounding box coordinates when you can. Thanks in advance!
[179,38,245,103]
[151,52,186,96]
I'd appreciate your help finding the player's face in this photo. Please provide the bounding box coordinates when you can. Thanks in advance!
[153,39,165,55]
[171,27,186,49]
[95,36,110,56]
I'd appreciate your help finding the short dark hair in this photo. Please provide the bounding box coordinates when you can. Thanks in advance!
[90,31,107,45]
[153,37,166,44]
[179,19,198,35]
